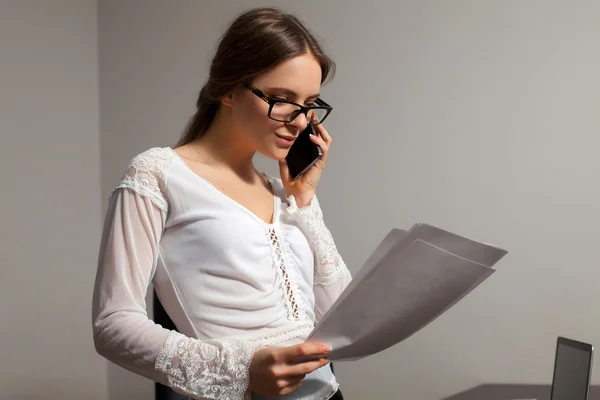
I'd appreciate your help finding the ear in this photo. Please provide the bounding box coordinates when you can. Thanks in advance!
[220,91,235,108]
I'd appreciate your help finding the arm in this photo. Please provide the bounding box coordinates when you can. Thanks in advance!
[92,188,257,399]
[286,195,352,323]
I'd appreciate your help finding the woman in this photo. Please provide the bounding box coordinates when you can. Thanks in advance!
[92,7,351,400]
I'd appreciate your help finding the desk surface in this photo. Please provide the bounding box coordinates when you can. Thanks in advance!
[442,384,600,400]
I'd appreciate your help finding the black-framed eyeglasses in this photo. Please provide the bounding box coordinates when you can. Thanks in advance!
[244,82,332,125]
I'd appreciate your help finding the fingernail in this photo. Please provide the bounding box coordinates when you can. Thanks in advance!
[323,345,332,352]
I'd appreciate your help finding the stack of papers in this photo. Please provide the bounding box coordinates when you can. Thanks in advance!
[304,223,508,362]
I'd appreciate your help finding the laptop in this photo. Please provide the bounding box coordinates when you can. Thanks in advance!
[550,336,594,400]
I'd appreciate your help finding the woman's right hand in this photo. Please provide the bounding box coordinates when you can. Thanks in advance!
[248,342,332,396]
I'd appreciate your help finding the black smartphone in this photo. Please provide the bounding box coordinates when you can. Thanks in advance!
[285,124,322,180]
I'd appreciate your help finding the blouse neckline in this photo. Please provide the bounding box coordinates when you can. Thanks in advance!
[167,147,280,227]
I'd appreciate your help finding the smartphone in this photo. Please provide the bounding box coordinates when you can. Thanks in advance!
[285,124,322,180]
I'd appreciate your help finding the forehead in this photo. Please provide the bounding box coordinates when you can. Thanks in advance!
[253,53,322,96]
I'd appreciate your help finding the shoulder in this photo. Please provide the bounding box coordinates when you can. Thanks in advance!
[121,147,176,179]
[113,147,177,211]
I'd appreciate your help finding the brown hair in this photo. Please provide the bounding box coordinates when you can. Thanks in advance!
[176,7,336,147]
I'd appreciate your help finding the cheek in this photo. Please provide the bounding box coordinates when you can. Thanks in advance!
[237,102,279,138]
[235,100,264,126]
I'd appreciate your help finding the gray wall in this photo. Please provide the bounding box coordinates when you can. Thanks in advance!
[2,0,598,399]
[0,1,107,399]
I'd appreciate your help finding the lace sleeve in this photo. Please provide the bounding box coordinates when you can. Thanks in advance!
[286,195,348,285]
[286,195,352,323]
[155,332,258,399]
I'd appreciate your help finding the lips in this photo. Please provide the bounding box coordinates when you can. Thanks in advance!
[275,133,297,141]
[274,133,297,148]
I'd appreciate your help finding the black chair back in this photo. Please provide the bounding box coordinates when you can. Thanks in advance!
[153,291,189,400]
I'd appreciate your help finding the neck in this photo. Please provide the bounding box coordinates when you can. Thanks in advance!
[190,108,258,181]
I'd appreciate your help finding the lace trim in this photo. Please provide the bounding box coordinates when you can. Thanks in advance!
[267,226,307,321]
[277,228,312,312]
[155,331,258,400]
[111,147,174,212]
[287,195,347,286]
[227,321,315,347]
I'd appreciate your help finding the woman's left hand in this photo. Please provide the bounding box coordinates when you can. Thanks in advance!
[279,119,332,208]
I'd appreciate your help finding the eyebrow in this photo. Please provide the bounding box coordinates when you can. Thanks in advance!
[264,87,320,101]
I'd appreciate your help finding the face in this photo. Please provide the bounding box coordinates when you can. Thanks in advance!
[223,53,323,160]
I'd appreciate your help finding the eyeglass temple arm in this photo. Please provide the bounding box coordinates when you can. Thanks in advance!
[315,98,332,108]
[245,83,271,104]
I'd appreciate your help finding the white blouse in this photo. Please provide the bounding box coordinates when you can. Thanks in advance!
[92,147,352,400]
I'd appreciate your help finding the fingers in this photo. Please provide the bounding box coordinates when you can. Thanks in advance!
[265,376,303,397]
[311,116,332,144]
[309,133,329,164]
[279,379,303,396]
[309,131,327,148]
[254,344,331,396]
[285,357,330,377]
[309,117,331,163]
[281,342,332,363]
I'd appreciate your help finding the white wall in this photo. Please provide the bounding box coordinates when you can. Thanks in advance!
[0,1,107,399]
[53,0,600,399]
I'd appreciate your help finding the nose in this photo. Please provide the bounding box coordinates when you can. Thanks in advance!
[286,112,309,134]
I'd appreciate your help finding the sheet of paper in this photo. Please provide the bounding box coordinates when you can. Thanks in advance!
[407,223,507,267]
[313,223,506,337]
[329,228,408,308]
[300,223,508,363]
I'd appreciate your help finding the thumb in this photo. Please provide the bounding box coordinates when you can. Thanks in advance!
[279,159,290,182]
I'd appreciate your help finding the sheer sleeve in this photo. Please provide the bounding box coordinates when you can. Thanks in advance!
[92,148,258,399]
[286,195,352,323]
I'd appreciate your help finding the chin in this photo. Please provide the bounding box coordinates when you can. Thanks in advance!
[273,150,290,162]
[257,146,289,161]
